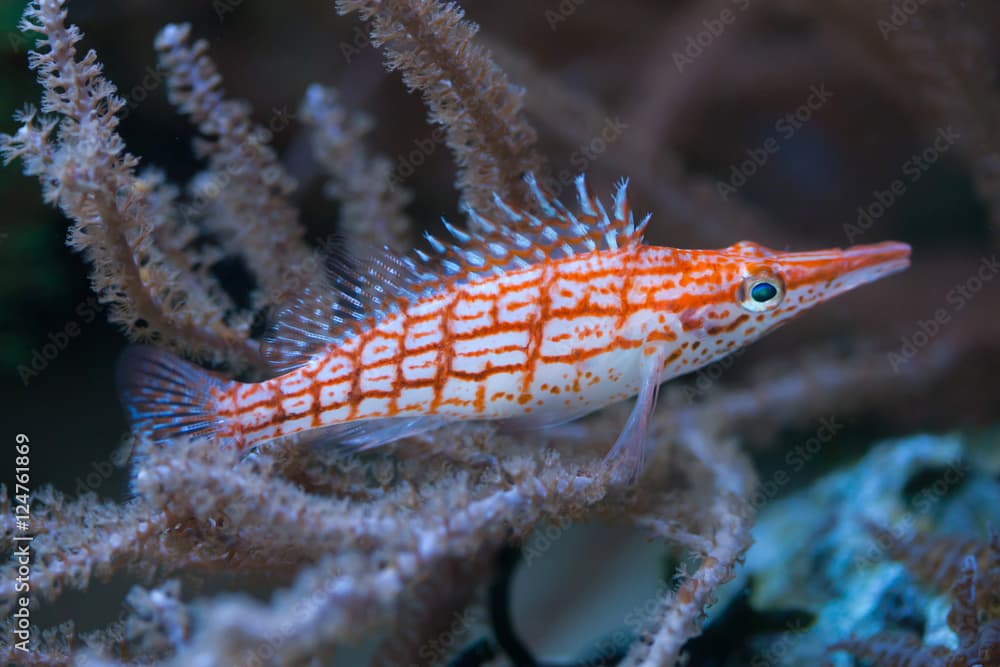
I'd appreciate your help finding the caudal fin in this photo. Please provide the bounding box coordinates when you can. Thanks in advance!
[116,345,229,443]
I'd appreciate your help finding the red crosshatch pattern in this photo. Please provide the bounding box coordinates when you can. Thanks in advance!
[214,239,911,451]
[118,175,911,455]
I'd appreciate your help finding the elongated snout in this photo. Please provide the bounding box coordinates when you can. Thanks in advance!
[778,241,911,297]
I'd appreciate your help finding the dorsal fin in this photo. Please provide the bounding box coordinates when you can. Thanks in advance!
[261,243,433,373]
[418,173,650,279]
[261,174,647,372]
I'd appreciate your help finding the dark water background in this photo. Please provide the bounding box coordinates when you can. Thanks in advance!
[0,3,997,655]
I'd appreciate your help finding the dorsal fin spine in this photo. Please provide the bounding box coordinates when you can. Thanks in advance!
[464,206,496,234]
[425,231,446,254]
[564,207,583,228]
[525,173,558,217]
[575,174,597,216]
[492,193,524,223]
[634,212,652,238]
[442,218,472,244]
[614,179,630,222]
[511,232,532,250]
[463,249,486,267]
[595,197,611,228]
[262,173,650,375]
[524,212,545,228]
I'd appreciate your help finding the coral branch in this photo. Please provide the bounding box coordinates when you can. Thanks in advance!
[0,488,166,615]
[624,430,757,666]
[299,84,413,251]
[0,0,261,368]
[335,0,544,222]
[155,23,313,310]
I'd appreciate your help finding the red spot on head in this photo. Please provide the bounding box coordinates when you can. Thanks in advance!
[726,241,776,258]
[680,309,704,332]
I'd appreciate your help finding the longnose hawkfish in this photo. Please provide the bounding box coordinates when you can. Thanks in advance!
[119,174,910,480]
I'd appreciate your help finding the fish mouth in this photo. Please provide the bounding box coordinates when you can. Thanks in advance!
[840,240,912,277]
[779,240,911,296]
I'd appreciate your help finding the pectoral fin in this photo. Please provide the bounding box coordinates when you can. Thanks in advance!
[603,346,667,483]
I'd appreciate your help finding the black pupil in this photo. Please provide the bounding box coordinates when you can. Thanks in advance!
[750,282,778,302]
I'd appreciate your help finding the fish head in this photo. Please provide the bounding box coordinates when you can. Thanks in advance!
[672,240,911,357]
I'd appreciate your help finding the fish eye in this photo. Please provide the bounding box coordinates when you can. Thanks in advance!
[738,274,785,312]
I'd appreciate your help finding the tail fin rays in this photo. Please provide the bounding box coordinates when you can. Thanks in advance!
[116,345,229,443]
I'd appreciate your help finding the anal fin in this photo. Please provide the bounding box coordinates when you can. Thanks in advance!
[309,415,451,452]
[498,403,599,433]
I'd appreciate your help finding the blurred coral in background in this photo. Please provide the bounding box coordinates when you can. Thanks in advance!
[0,0,998,665]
